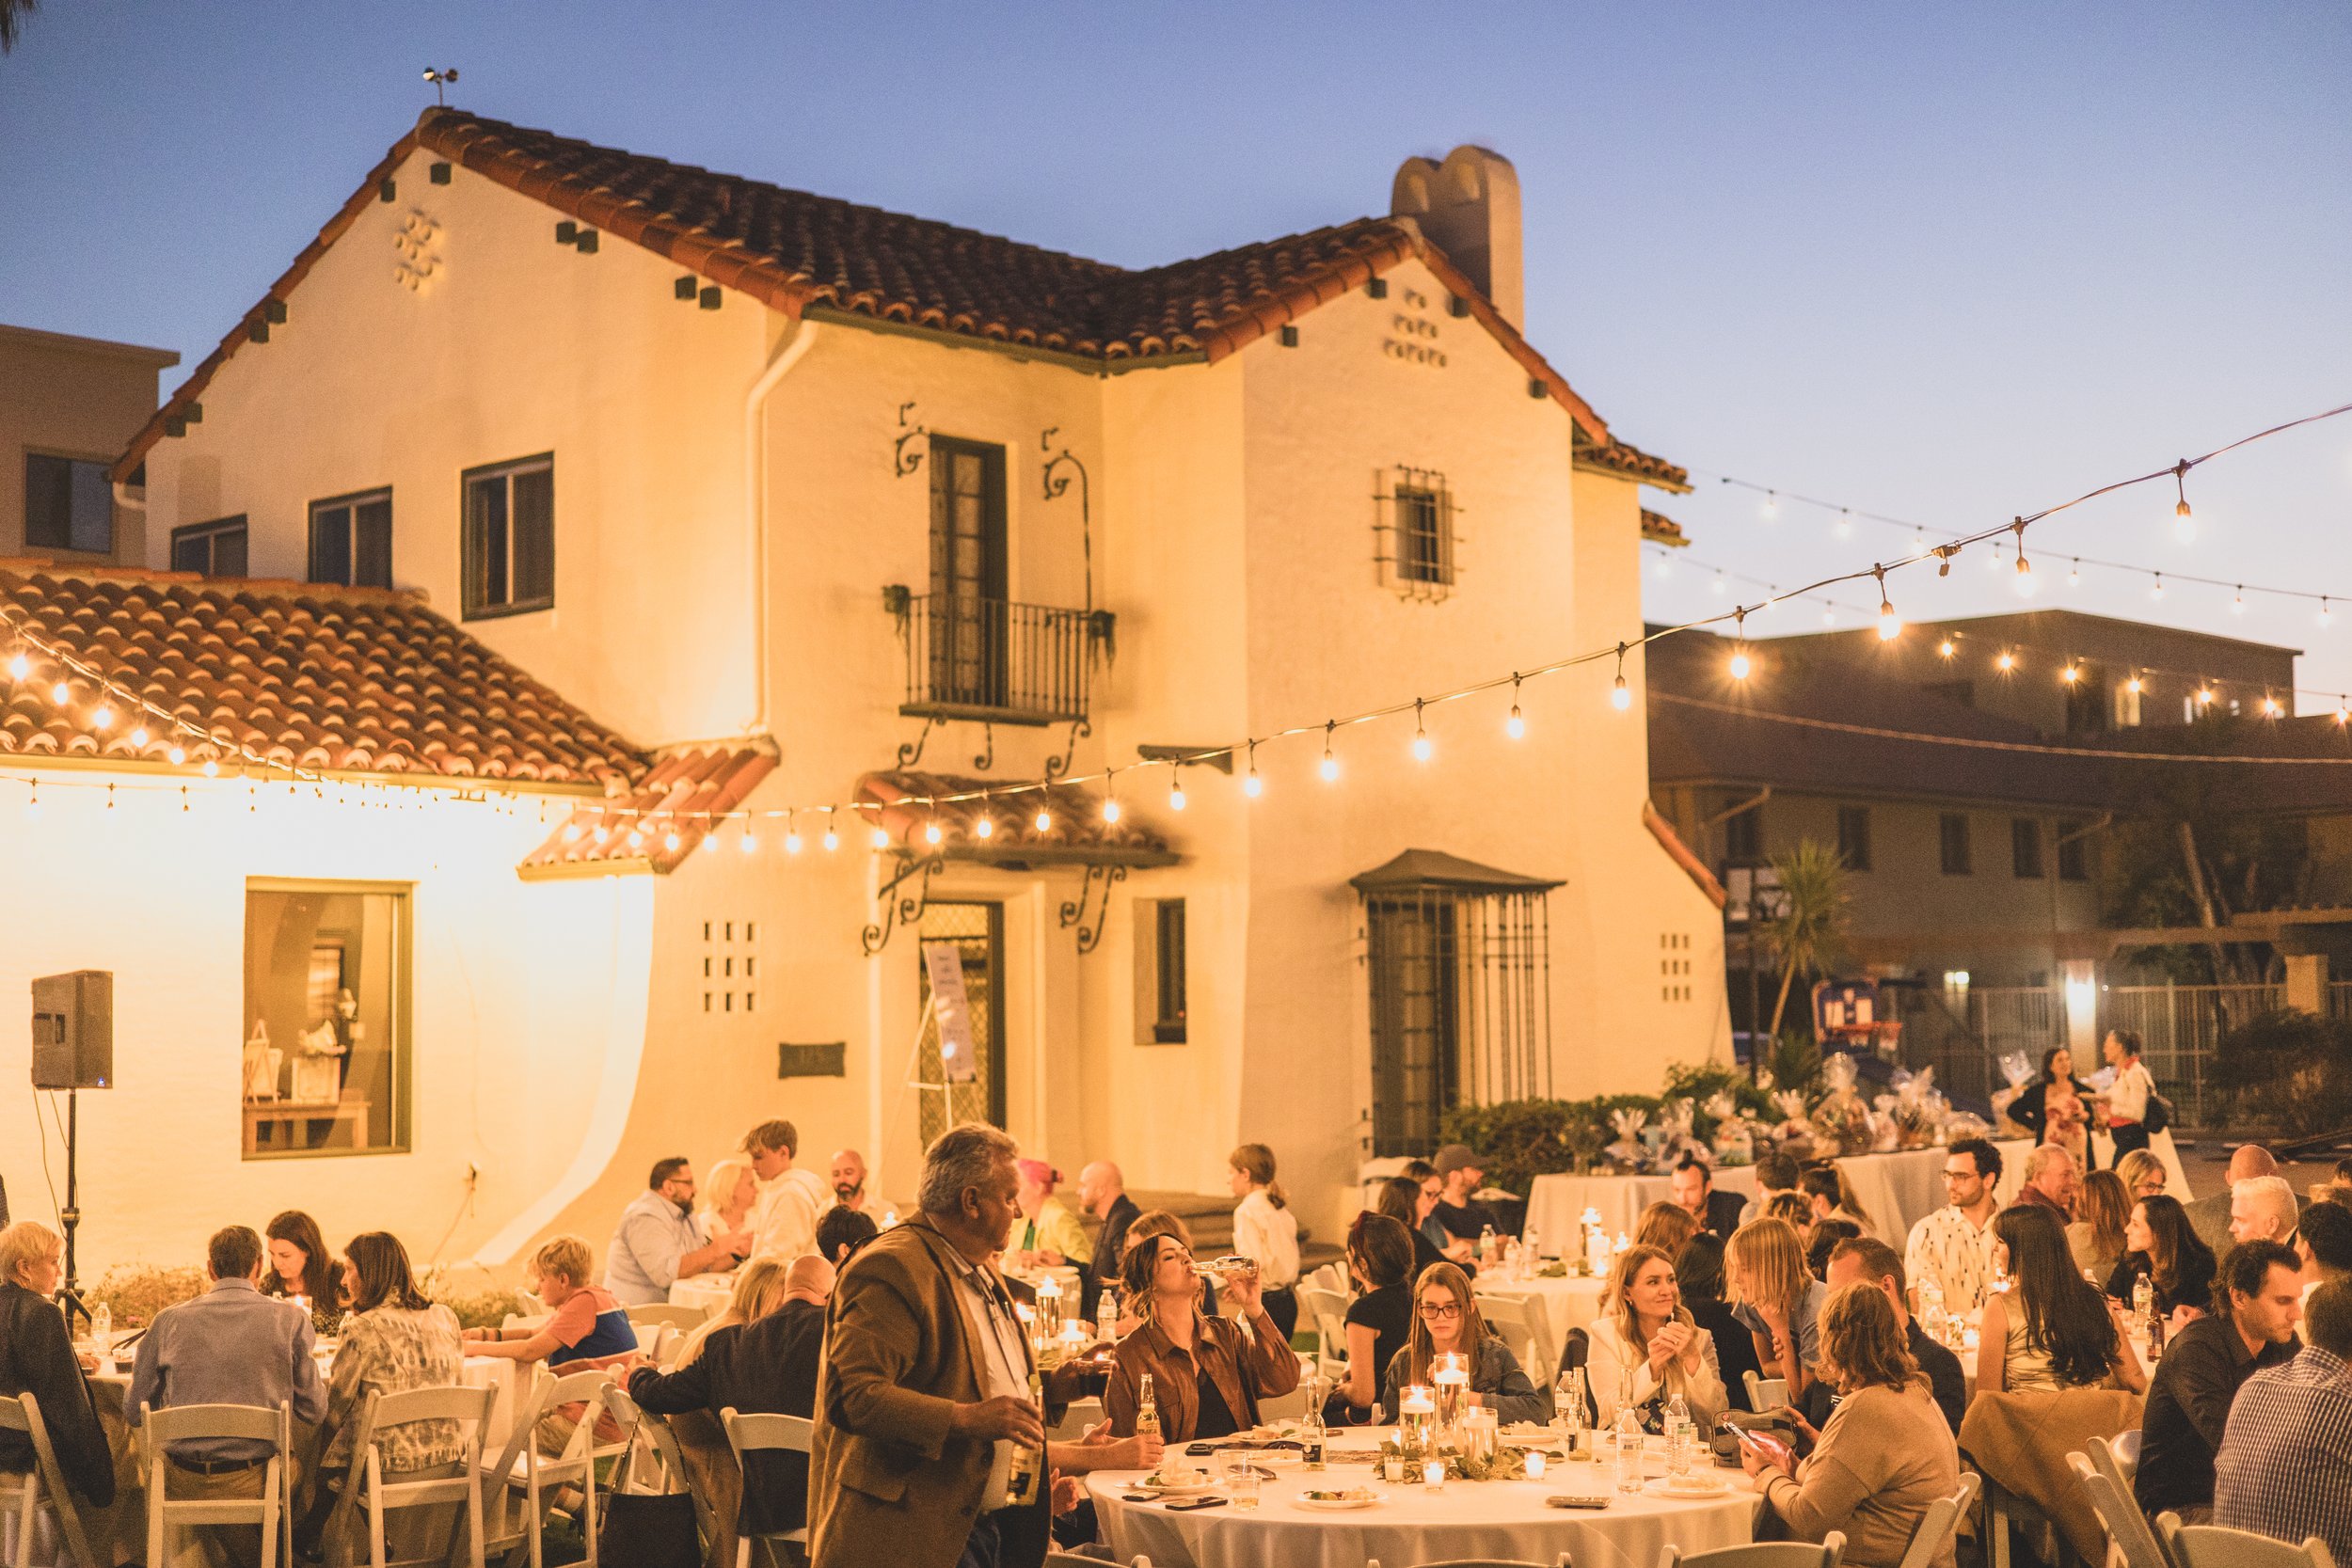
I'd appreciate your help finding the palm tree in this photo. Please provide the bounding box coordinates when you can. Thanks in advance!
[0,0,37,54]
[1760,838,1851,1048]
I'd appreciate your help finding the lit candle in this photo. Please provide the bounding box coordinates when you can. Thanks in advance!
[1400,1387,1436,1415]
[1526,1450,1548,1481]
[1422,1459,1446,1491]
[882,1207,898,1227]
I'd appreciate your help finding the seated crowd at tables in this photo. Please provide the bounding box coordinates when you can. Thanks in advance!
[16,1058,2352,1568]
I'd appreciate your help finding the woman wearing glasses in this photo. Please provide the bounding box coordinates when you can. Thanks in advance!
[1103,1230,1300,1441]
[1379,1262,1553,1425]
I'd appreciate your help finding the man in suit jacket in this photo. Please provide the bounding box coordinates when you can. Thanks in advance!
[1077,1162,1139,1322]
[1671,1156,1749,1243]
[809,1124,1056,1568]
[628,1255,834,1538]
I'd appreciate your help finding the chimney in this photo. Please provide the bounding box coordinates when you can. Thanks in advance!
[1390,146,1523,327]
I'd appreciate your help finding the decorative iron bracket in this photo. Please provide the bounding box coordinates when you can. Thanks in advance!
[894,403,927,477]
[1057,862,1128,955]
[1042,717,1090,781]
[862,852,945,955]
[1041,426,1097,642]
[896,713,938,768]
[973,721,995,772]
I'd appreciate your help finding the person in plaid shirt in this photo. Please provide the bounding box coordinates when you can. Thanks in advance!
[2215,1279,2352,1559]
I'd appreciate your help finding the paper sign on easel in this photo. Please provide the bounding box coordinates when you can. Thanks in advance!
[923,942,979,1085]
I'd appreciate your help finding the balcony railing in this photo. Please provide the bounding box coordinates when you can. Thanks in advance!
[885,588,1095,725]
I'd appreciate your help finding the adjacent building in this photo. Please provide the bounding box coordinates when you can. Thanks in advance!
[0,110,1727,1273]
[1,323,179,566]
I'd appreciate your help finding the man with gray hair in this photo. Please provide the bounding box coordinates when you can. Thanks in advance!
[810,1123,1055,1568]
[2190,1145,2283,1254]
[2233,1175,2303,1249]
[2013,1144,2081,1221]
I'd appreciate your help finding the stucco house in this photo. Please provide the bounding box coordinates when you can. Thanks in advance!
[3,108,1724,1274]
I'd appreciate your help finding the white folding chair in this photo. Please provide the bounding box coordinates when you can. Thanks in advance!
[0,1391,99,1568]
[325,1385,494,1568]
[625,1303,707,1337]
[140,1399,294,1568]
[501,1311,552,1335]
[1895,1474,1981,1568]
[1662,1536,1848,1568]
[2068,1454,2171,1568]
[1477,1292,1556,1388]
[479,1368,613,1568]
[722,1408,810,1568]
[2159,1513,2337,1568]
[1297,1285,1352,1382]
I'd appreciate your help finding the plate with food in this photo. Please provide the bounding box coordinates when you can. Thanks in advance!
[1139,1466,1219,1497]
[1649,1473,1732,1499]
[1297,1487,1380,1511]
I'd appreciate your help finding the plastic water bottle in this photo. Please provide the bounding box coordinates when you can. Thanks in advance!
[89,1302,111,1359]
[1096,1285,1120,1347]
[1613,1380,1645,1494]
[1524,1226,1542,1269]
[1479,1225,1500,1267]
[1663,1391,1692,1478]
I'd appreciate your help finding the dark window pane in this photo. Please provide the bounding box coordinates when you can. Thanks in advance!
[511,467,553,604]
[465,473,508,610]
[2058,822,2090,881]
[2011,818,2044,879]
[214,525,246,578]
[353,497,392,588]
[1941,813,1972,875]
[68,462,110,553]
[1837,806,1872,872]
[170,531,209,574]
[310,504,353,586]
[1398,487,1446,583]
[24,453,71,549]
[1724,801,1763,865]
[1154,900,1188,1043]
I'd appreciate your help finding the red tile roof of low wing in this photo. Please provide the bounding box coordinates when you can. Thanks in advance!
[118,109,1624,480]
[519,746,778,874]
[0,561,642,784]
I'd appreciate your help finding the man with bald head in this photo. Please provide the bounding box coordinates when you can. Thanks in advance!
[628,1247,836,1542]
[2189,1146,2302,1255]
[829,1148,871,1213]
[1079,1159,1140,1320]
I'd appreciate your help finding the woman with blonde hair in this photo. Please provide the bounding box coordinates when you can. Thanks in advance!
[1378,1262,1552,1425]
[696,1156,759,1241]
[1634,1201,1703,1257]
[674,1256,788,1368]
[2069,1169,2131,1281]
[1585,1243,1726,1432]
[1229,1142,1301,1338]
[2115,1148,2167,1203]
[1742,1282,1962,1567]
[1728,1217,1828,1402]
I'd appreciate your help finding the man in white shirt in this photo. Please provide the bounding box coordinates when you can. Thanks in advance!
[2103,1028,2156,1162]
[1904,1138,2005,1316]
[606,1157,750,1306]
[743,1119,828,1261]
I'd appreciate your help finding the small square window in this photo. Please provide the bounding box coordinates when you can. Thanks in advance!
[171,515,248,578]
[1940,813,1973,876]
[2011,818,2045,879]
[461,454,553,618]
[24,453,112,554]
[309,488,393,588]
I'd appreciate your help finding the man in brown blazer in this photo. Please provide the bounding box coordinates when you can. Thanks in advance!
[810,1123,1055,1568]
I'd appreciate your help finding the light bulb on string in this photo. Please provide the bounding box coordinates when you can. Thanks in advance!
[1319,721,1340,783]
[1243,741,1264,794]
[823,810,840,851]
[696,829,717,853]
[740,824,760,852]
[2197,685,2216,706]
[1937,638,1956,660]
[201,757,219,777]
[91,705,113,730]
[1710,571,1726,597]
[974,813,994,839]
[2261,694,2282,718]
[785,824,803,853]
[2172,459,2195,543]
[2233,586,2247,615]
[1727,648,1752,680]
[628,829,645,849]
[668,831,687,853]
[1411,699,1433,762]
[1168,772,1187,811]
[923,818,944,845]
[1611,643,1632,712]
[1996,649,2016,673]
[594,823,612,845]
[5,650,25,681]
[1102,785,1122,824]
[24,784,38,819]
[868,823,890,848]
[1727,613,1752,681]
[50,681,69,705]
[1505,676,1526,738]
[2126,673,2144,695]
[1652,551,1672,582]
[2151,573,2167,603]
[2323,598,2335,631]
[129,724,148,748]
[1874,568,1900,641]
[563,822,583,843]
[2068,560,2081,590]
[1760,490,1780,522]
[1034,806,1053,832]
[2062,661,2080,685]
[1821,605,1836,627]
[1836,509,1854,539]
[2337,697,2349,726]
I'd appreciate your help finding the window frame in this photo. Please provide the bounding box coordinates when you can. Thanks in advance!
[460,453,555,620]
[1836,805,1873,872]
[242,876,414,1162]
[1378,466,1457,598]
[2011,817,2046,879]
[1939,812,1974,876]
[308,485,394,589]
[23,450,115,556]
[170,515,249,578]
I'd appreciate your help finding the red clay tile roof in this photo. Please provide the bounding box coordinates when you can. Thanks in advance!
[1577,437,1692,493]
[0,561,640,784]
[1641,508,1690,547]
[858,770,1172,861]
[118,109,1621,480]
[518,746,777,876]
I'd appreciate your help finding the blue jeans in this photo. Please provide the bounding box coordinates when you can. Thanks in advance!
[958,1513,1005,1568]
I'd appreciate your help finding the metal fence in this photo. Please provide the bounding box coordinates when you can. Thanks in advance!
[2101,983,2280,1129]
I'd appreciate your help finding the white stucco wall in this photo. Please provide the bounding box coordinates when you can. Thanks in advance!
[0,772,649,1281]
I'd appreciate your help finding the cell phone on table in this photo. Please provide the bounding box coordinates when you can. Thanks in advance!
[1164,1496,1230,1511]
[1548,1494,1612,1509]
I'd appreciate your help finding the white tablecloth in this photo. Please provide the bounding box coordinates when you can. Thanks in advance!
[1526,1168,1759,1248]
[461,1354,524,1450]
[1090,1451,1756,1568]
[1473,1274,1611,1351]
[668,1272,738,1315]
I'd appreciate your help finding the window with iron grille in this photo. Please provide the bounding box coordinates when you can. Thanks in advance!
[1377,467,1456,596]
[2011,817,2045,879]
[461,454,553,618]
[1362,879,1551,1158]
[1836,806,1872,872]
[1940,813,1973,876]
[310,487,393,588]
[171,515,247,578]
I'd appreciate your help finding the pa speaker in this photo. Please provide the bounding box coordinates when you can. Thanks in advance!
[31,971,112,1090]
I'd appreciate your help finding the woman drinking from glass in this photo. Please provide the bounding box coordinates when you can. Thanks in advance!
[1104,1231,1299,1440]
[1379,1262,1552,1426]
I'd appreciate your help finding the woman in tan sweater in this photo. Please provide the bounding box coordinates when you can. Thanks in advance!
[1742,1281,1963,1568]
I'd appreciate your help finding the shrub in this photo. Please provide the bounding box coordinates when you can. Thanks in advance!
[87,1264,205,1328]
[2207,1008,2352,1138]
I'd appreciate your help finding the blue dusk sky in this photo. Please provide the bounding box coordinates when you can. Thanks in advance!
[4,3,2348,701]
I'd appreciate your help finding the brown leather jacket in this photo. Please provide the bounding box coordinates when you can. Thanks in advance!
[1103,1306,1301,1440]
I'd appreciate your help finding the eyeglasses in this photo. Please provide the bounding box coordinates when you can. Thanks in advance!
[1417,1301,1463,1320]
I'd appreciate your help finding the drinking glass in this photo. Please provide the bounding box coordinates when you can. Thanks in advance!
[1224,1456,1261,1510]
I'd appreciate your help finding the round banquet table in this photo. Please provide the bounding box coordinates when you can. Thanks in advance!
[1524,1166,1757,1248]
[1089,1440,1756,1568]
[669,1271,738,1315]
[1472,1273,1611,1349]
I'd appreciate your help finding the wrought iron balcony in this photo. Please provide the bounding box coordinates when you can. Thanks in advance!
[884,587,1104,725]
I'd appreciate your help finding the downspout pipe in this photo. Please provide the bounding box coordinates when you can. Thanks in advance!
[740,318,820,737]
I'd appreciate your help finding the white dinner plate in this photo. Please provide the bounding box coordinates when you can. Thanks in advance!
[1296,1492,1380,1511]
[1649,1475,1732,1498]
[1138,1475,1220,1497]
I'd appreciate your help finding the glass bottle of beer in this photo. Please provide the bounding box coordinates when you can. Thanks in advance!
[1005,1369,1045,1507]
[1137,1371,1161,1439]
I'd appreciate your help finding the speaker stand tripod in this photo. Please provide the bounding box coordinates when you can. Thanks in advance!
[51,1087,88,1334]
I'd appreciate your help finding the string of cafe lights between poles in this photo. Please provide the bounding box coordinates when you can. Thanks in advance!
[3,397,2351,851]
